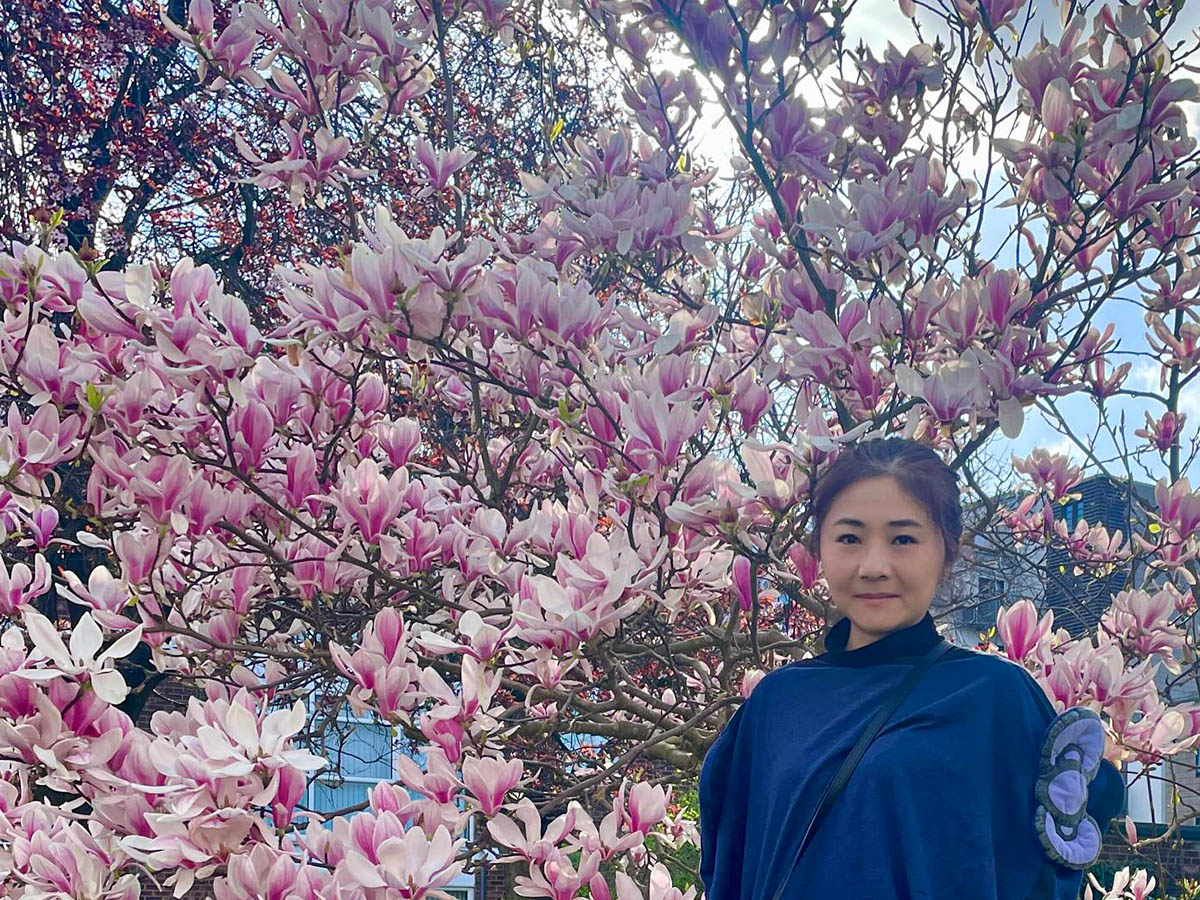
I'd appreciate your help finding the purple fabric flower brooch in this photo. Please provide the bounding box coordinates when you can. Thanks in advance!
[1033,706,1107,870]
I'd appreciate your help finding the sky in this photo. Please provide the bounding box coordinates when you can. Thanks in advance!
[655,0,1200,491]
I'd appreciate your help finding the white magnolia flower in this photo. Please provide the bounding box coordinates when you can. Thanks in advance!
[17,609,143,704]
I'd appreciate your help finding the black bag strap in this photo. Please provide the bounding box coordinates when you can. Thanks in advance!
[767,638,954,900]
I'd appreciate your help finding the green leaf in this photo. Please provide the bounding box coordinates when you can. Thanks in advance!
[86,383,106,413]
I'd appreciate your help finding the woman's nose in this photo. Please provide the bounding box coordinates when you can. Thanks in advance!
[858,545,891,577]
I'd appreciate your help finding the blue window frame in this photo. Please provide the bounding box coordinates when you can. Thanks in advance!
[309,714,397,817]
[1062,500,1083,531]
[304,711,474,841]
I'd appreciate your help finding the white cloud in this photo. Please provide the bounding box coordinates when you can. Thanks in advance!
[1129,359,1163,393]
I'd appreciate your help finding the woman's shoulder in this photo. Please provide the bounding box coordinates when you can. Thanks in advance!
[933,645,1059,706]
[749,643,1051,703]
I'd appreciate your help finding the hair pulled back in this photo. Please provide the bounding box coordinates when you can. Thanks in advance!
[806,437,963,576]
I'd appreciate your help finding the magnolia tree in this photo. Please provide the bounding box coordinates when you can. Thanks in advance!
[2,0,1200,896]
[0,0,613,302]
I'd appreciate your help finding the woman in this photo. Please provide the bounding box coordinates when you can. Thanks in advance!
[699,438,1126,899]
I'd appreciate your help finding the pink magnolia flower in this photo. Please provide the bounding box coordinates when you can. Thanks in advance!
[515,846,601,900]
[995,600,1054,663]
[1134,524,1200,577]
[3,817,139,900]
[413,610,512,663]
[1100,589,1188,675]
[741,669,765,698]
[283,444,320,513]
[512,571,645,654]
[952,0,1029,31]
[26,505,59,550]
[411,137,477,196]
[418,657,501,759]
[741,440,803,512]
[1084,354,1132,400]
[330,607,422,723]
[1152,478,1200,538]
[161,0,261,84]
[59,566,138,632]
[1146,312,1200,371]
[1098,867,1156,900]
[130,456,195,527]
[1010,450,1083,503]
[209,286,263,355]
[114,528,163,587]
[329,458,408,544]
[215,844,328,900]
[1051,515,1131,567]
[271,765,308,830]
[0,554,51,616]
[378,418,422,469]
[6,403,82,476]
[461,754,523,816]
[760,98,835,184]
[618,781,668,836]
[488,797,580,863]
[176,693,325,777]
[612,863,697,900]
[16,324,95,406]
[731,376,771,432]
[731,556,753,612]
[121,810,256,896]
[77,279,147,341]
[894,355,985,423]
[236,124,367,206]
[340,823,464,898]
[619,390,704,471]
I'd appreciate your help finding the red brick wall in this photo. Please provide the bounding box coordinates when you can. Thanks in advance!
[475,859,514,899]
[1096,823,1200,896]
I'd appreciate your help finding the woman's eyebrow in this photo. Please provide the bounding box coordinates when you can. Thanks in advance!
[830,517,924,528]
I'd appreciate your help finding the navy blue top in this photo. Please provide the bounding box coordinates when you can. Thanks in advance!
[699,611,1126,899]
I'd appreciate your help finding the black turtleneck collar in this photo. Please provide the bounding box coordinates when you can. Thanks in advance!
[819,610,941,666]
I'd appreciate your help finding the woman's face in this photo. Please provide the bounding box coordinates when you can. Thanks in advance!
[817,475,946,651]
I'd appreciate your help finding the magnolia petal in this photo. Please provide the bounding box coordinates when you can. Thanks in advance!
[100,624,145,663]
[893,363,926,399]
[1041,79,1073,135]
[90,669,129,705]
[69,612,104,663]
[226,701,261,753]
[998,396,1024,439]
[22,608,73,669]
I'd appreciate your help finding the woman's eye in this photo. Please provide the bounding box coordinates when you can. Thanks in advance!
[835,534,916,544]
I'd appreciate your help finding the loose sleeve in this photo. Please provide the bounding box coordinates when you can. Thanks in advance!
[1011,669,1128,900]
[699,700,750,900]
[1086,758,1126,835]
[1024,759,1127,900]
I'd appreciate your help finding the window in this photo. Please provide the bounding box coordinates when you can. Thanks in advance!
[303,713,475,842]
[1062,500,1083,531]
[309,715,397,817]
[978,576,1007,598]
[1125,759,1166,824]
[296,696,478,899]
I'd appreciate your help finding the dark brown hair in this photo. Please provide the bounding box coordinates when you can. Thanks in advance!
[806,437,963,577]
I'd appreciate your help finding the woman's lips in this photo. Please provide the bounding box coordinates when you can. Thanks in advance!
[857,594,899,603]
